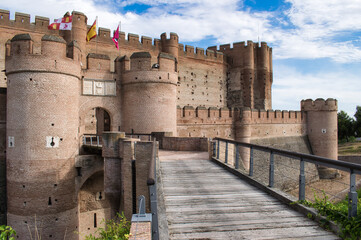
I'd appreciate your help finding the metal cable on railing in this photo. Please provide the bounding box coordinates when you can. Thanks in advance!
[213,137,361,218]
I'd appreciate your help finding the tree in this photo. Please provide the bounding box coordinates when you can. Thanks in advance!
[354,106,361,137]
[338,110,354,141]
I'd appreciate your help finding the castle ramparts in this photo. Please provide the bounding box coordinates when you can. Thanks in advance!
[0,8,339,239]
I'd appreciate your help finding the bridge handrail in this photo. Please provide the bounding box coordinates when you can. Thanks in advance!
[147,139,159,240]
[214,137,360,218]
[214,137,361,174]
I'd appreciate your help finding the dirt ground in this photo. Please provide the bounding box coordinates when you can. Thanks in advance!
[286,171,361,203]
[286,141,361,203]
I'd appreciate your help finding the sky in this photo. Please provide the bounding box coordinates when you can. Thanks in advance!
[1,0,360,117]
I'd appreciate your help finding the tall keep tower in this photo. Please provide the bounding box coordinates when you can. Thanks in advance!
[121,51,178,135]
[5,34,81,239]
[210,41,272,110]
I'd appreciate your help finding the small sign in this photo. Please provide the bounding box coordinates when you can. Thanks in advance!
[83,80,93,95]
[8,136,14,148]
[46,136,60,148]
[322,129,327,133]
[95,191,105,201]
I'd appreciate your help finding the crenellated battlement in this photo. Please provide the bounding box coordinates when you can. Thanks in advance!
[0,9,228,65]
[178,43,225,63]
[5,33,81,78]
[301,98,338,112]
[239,108,305,124]
[177,106,237,125]
[208,40,271,52]
[121,51,177,86]
[0,9,51,32]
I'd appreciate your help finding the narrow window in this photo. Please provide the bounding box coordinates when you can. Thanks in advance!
[94,213,97,228]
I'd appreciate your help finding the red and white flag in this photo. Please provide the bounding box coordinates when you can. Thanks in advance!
[48,15,72,30]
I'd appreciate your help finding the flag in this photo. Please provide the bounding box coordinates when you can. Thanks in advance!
[86,18,97,42]
[48,15,72,30]
[112,24,120,49]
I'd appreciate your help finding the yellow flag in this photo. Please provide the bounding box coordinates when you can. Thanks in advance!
[86,19,97,42]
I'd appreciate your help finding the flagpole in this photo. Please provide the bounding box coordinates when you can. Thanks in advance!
[96,16,98,54]
[118,21,121,56]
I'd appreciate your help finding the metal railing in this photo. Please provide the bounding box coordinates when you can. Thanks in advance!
[213,137,361,218]
[82,134,102,147]
[147,139,159,240]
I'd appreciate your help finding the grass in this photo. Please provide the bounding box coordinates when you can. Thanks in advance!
[338,141,361,156]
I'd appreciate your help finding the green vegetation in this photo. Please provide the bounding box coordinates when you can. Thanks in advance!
[84,212,130,240]
[301,190,361,240]
[0,225,16,240]
[339,142,361,156]
[338,106,361,143]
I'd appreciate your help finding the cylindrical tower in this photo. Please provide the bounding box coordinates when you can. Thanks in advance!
[160,32,179,60]
[301,98,338,178]
[255,42,272,110]
[235,107,252,170]
[121,52,177,135]
[61,11,87,66]
[242,40,254,109]
[6,34,81,239]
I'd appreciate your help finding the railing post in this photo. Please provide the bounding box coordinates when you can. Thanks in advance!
[217,140,220,159]
[299,158,305,201]
[225,142,228,164]
[269,151,274,187]
[97,135,100,146]
[249,147,253,177]
[235,144,239,169]
[348,170,358,218]
[213,141,216,157]
[90,136,93,146]
[82,136,85,145]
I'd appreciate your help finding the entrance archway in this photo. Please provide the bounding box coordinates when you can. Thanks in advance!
[84,107,111,136]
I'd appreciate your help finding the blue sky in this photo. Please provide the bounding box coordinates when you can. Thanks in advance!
[1,0,360,117]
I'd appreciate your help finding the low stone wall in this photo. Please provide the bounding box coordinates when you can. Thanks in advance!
[338,155,361,165]
[250,136,319,190]
[162,137,209,151]
[129,221,151,240]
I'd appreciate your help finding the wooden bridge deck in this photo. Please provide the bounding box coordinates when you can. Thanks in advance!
[159,151,339,240]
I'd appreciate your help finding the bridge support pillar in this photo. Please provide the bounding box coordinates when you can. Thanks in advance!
[102,132,125,219]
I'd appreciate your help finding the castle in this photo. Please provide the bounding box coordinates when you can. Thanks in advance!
[0,9,338,239]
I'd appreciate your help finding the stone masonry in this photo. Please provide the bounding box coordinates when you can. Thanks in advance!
[0,9,338,239]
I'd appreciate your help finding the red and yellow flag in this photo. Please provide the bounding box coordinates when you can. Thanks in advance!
[86,18,97,42]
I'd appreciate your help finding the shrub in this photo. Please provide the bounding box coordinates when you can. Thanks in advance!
[0,225,16,240]
[84,212,130,240]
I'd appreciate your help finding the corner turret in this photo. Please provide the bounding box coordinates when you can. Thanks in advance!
[161,32,179,60]
[301,98,338,178]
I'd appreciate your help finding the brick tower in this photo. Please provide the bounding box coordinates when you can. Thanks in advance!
[301,98,338,178]
[121,51,178,135]
[5,34,81,239]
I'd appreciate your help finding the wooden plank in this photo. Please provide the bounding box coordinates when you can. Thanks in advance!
[159,151,340,240]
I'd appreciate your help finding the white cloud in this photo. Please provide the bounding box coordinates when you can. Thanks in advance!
[272,62,361,117]
[1,0,360,114]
